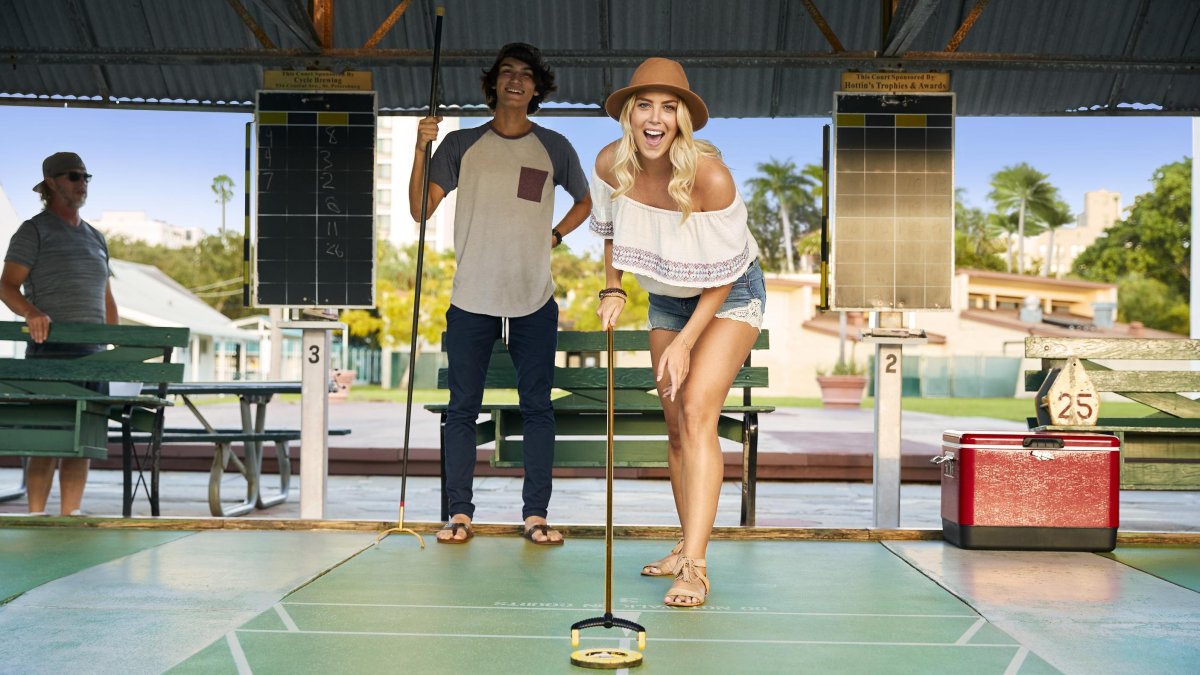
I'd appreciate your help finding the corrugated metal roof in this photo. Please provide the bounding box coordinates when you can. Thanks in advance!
[1,0,1197,116]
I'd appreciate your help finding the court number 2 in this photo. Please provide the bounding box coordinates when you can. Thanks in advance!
[884,354,898,374]
[308,345,321,364]
[1056,392,1095,421]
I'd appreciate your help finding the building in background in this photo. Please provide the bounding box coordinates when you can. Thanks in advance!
[1026,189,1122,277]
[373,116,459,251]
[91,210,204,248]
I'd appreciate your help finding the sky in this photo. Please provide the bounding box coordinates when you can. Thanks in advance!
[0,104,1192,256]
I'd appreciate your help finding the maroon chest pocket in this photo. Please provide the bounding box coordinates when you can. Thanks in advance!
[517,166,549,203]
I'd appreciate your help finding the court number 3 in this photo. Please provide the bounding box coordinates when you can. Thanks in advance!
[308,345,321,364]
[1056,392,1095,421]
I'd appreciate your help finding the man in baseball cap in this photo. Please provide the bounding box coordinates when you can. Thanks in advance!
[2,151,115,516]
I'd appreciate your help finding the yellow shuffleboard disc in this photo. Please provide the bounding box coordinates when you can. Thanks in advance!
[569,648,643,669]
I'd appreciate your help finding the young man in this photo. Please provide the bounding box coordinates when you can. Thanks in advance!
[410,43,591,544]
[1,152,119,516]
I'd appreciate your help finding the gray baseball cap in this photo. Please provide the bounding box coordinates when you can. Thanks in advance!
[33,152,87,192]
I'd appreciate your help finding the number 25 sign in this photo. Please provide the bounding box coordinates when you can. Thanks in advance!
[1039,357,1100,426]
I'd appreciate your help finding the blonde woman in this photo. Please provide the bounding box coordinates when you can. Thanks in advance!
[591,58,765,607]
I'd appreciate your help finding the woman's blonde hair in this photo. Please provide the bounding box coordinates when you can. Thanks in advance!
[610,93,721,222]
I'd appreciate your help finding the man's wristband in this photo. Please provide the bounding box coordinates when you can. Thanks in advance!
[552,229,563,245]
[598,287,627,300]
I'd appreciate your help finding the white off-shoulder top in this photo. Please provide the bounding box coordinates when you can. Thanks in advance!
[589,171,759,298]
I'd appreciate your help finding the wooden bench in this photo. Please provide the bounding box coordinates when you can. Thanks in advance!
[425,330,773,526]
[108,426,351,517]
[1024,336,1200,489]
[0,320,189,516]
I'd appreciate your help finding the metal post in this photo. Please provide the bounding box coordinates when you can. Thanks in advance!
[861,312,927,529]
[282,320,344,519]
[872,311,902,527]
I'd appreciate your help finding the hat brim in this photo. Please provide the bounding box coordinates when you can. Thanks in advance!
[604,84,709,131]
[32,180,46,193]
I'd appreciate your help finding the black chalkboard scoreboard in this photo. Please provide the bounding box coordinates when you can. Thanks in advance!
[254,91,376,307]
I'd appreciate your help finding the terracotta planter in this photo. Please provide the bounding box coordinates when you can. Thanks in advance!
[330,369,357,400]
[816,375,867,409]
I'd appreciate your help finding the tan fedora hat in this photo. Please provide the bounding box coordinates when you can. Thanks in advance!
[604,58,709,130]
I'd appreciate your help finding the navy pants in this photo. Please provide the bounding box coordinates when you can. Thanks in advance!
[443,298,558,520]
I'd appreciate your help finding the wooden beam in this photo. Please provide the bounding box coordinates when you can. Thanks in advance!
[363,0,413,49]
[945,0,990,52]
[799,0,845,53]
[311,0,333,49]
[1026,336,1200,361]
[224,0,278,49]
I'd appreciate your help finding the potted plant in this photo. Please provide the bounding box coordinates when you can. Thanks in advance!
[816,358,868,409]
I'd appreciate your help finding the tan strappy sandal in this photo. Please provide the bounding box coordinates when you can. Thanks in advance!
[641,538,684,576]
[664,556,709,607]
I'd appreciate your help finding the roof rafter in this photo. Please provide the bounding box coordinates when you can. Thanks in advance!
[243,0,320,51]
[7,48,1197,76]
[882,0,943,57]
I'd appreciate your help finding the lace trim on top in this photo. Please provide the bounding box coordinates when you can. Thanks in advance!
[612,242,752,286]
[589,213,613,237]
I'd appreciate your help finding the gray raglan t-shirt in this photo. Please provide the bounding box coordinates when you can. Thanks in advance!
[429,122,588,317]
[5,210,111,325]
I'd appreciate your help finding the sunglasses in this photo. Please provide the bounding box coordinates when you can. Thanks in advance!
[56,171,92,183]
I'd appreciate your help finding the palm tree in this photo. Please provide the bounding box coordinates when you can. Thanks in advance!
[746,158,814,274]
[987,163,1056,274]
[1039,199,1074,277]
[211,174,235,234]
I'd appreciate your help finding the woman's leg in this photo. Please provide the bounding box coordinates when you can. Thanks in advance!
[643,329,687,573]
[667,318,758,605]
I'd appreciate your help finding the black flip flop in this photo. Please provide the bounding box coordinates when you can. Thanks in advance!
[436,521,474,544]
[522,523,564,546]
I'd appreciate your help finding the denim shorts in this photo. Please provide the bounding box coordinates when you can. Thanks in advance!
[647,258,766,331]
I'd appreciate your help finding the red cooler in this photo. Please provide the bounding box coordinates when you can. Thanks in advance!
[937,431,1120,551]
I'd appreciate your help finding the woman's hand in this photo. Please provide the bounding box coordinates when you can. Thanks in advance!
[657,335,692,401]
[596,295,625,329]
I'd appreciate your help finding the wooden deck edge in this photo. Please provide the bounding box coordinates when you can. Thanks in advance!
[2,517,1195,545]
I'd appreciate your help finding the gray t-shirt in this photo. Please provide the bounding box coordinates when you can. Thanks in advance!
[429,122,588,317]
[5,210,111,325]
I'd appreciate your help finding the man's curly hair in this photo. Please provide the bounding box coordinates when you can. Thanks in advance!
[481,42,556,115]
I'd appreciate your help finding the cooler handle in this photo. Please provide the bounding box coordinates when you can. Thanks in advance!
[1022,437,1064,449]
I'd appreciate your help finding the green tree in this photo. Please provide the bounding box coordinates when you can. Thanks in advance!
[1072,159,1191,333]
[553,247,648,331]
[108,231,258,319]
[211,175,235,234]
[1073,159,1192,298]
[746,158,815,273]
[746,191,783,271]
[1039,199,1074,277]
[1115,274,1189,335]
[987,163,1057,274]
[954,188,1005,271]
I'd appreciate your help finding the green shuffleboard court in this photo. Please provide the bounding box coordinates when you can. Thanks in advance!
[0,527,193,603]
[171,537,1056,674]
[1103,546,1200,593]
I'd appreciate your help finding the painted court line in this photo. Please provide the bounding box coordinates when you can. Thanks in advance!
[1004,646,1030,675]
[225,631,253,675]
[282,601,978,619]
[955,617,986,645]
[274,604,300,632]
[236,628,1020,649]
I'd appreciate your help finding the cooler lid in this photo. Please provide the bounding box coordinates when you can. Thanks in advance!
[943,430,1121,449]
